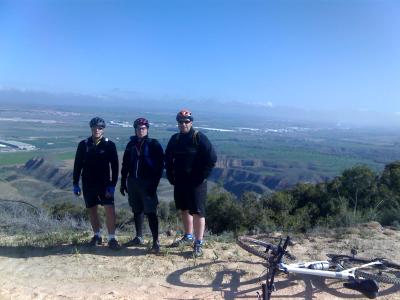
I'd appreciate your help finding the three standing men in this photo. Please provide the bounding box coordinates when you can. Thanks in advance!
[73,117,120,249]
[73,110,216,256]
[165,110,217,257]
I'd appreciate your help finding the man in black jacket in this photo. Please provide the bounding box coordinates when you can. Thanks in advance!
[73,117,120,249]
[120,118,164,253]
[165,109,217,257]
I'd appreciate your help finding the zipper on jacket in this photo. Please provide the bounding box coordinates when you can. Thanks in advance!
[134,139,144,179]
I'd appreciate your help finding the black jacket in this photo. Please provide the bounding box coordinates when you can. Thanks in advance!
[73,136,119,187]
[165,128,217,185]
[121,136,164,187]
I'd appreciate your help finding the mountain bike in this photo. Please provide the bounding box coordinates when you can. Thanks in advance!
[237,235,400,299]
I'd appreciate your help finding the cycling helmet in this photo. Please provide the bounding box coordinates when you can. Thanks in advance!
[176,109,193,122]
[134,117,149,128]
[89,117,106,128]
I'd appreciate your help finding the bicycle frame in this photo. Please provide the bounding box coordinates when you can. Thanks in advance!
[279,259,384,280]
[259,236,385,300]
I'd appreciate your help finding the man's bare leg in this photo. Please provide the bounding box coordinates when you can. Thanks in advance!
[88,206,100,233]
[182,209,193,235]
[104,205,116,234]
[193,214,205,241]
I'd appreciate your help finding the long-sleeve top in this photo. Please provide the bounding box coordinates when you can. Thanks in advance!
[165,127,217,185]
[120,136,164,186]
[73,136,119,187]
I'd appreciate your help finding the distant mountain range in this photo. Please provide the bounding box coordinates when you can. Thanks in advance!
[1,87,400,128]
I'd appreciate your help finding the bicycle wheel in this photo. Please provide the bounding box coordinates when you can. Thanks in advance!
[237,236,277,260]
[328,254,400,285]
[237,236,296,261]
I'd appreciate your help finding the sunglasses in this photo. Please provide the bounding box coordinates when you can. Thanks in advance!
[178,120,191,124]
[92,126,104,130]
[137,126,148,130]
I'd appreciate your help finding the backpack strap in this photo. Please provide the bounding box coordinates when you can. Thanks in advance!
[192,130,199,148]
[144,138,156,170]
[85,137,108,153]
[175,131,200,149]
[130,137,156,171]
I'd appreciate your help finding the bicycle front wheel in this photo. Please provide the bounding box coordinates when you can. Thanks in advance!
[328,254,400,285]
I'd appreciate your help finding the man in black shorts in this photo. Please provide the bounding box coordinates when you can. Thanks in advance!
[120,118,164,253]
[165,109,217,257]
[73,117,120,250]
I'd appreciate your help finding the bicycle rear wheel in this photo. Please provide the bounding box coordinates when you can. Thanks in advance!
[328,254,400,285]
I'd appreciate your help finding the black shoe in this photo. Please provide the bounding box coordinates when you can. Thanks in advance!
[124,236,144,247]
[169,236,193,248]
[150,241,160,254]
[108,238,121,250]
[89,235,102,246]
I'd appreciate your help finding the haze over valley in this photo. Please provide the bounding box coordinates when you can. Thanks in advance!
[1,99,400,202]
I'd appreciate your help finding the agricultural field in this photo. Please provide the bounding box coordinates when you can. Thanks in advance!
[1,104,400,193]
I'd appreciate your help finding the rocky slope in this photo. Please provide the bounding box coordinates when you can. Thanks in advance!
[19,156,329,198]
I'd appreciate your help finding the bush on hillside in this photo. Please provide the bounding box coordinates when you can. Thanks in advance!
[206,191,244,234]
[46,202,87,221]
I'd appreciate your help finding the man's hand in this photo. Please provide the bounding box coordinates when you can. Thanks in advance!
[120,185,128,196]
[105,186,115,198]
[73,185,81,196]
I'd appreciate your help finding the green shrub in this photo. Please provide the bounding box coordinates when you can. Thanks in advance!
[206,192,244,234]
[46,202,87,221]
[378,207,400,226]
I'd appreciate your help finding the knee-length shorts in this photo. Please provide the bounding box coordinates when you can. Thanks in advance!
[127,177,158,214]
[174,180,207,217]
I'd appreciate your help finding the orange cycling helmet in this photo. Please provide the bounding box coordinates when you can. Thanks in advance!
[176,109,193,122]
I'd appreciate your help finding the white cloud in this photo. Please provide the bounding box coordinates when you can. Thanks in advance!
[254,101,273,108]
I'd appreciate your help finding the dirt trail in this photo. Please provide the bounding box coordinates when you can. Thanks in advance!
[0,224,399,300]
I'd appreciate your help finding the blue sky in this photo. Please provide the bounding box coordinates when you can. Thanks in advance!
[0,0,399,114]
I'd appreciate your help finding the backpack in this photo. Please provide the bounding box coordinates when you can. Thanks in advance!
[175,130,200,149]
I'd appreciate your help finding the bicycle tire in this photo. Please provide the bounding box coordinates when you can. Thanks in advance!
[328,254,400,285]
[237,236,275,260]
[237,236,295,261]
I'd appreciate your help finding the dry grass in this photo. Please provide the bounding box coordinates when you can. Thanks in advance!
[0,203,399,299]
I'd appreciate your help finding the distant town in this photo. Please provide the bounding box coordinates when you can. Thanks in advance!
[0,139,37,152]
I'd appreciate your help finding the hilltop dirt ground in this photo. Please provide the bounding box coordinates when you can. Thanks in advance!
[0,222,399,300]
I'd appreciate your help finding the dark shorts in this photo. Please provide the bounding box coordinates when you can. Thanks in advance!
[82,185,114,208]
[174,180,207,217]
[127,177,158,214]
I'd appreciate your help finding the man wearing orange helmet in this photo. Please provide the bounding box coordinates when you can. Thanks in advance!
[165,109,217,257]
[120,118,164,253]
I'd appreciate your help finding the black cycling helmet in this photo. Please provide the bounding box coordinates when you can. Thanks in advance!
[134,117,149,128]
[176,109,193,122]
[89,117,106,128]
